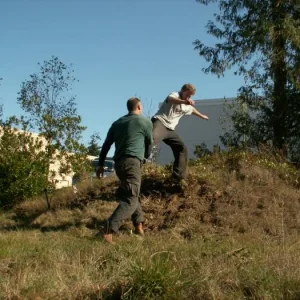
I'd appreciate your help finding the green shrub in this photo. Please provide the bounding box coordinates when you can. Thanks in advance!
[0,126,49,207]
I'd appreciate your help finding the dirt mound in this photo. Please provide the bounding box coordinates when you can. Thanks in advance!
[140,156,300,236]
[10,152,300,236]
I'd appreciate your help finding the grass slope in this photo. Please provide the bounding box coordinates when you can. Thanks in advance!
[0,151,300,299]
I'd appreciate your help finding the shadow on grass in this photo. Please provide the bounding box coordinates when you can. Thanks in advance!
[0,215,110,233]
[1,174,186,234]
[0,187,119,233]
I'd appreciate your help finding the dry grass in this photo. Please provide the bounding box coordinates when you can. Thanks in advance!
[0,230,299,299]
[1,151,300,299]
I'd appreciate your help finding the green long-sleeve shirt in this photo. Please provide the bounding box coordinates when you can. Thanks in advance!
[98,113,153,166]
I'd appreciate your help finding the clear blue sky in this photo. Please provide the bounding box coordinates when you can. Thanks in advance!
[0,0,244,154]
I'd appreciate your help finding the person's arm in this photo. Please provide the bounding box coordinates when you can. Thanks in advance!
[167,96,195,106]
[96,125,115,178]
[144,119,153,159]
[192,107,209,120]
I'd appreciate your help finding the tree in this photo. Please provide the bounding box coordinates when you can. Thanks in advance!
[0,120,49,207]
[87,132,101,156]
[194,0,300,158]
[0,77,52,206]
[194,142,211,158]
[0,78,3,120]
[17,56,88,187]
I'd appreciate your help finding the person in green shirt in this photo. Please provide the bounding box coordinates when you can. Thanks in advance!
[96,97,153,243]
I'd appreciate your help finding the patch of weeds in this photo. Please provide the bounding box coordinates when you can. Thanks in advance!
[122,253,190,300]
[235,266,300,299]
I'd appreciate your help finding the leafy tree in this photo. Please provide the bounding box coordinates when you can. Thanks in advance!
[0,78,51,207]
[0,78,3,120]
[0,119,49,207]
[194,0,300,159]
[194,142,211,158]
[17,56,88,188]
[87,132,101,156]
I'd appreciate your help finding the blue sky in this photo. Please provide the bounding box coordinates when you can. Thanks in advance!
[0,0,244,154]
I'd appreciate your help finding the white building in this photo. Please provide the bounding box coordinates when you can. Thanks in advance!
[157,98,235,165]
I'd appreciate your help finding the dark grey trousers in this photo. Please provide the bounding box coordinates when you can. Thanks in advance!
[152,118,188,180]
[108,157,143,233]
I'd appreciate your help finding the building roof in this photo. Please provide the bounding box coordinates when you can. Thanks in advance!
[158,97,236,108]
[193,97,236,106]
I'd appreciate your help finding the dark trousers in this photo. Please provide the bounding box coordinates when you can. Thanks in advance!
[152,118,188,180]
[108,157,143,233]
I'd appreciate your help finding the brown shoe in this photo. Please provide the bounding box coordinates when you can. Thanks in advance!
[103,233,114,244]
[95,231,115,244]
[95,221,115,244]
[134,223,144,236]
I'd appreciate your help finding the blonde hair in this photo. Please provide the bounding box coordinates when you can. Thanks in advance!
[181,83,196,94]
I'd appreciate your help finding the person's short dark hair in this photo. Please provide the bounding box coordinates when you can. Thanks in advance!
[127,97,141,112]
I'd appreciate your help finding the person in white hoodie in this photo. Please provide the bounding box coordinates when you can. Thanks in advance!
[151,83,209,180]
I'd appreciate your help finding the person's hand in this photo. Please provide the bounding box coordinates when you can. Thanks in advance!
[96,166,104,178]
[201,114,209,120]
[185,99,195,106]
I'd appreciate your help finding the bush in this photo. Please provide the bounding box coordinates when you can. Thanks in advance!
[0,126,49,207]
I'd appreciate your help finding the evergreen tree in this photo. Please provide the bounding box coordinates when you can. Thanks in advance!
[194,0,300,159]
[87,132,101,156]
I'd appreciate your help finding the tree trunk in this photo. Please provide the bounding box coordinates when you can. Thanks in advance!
[271,0,288,152]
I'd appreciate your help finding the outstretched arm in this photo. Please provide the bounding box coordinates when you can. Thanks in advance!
[192,107,209,120]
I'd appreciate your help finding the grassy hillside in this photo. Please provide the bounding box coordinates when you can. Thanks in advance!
[1,151,300,299]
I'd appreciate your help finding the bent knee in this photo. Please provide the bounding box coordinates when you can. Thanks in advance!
[177,141,187,153]
[152,134,160,145]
